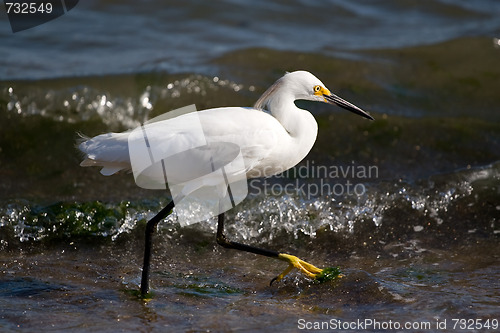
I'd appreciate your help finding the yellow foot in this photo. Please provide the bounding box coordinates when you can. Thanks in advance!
[270,253,342,285]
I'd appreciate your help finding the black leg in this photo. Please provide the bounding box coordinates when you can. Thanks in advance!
[140,203,329,296]
[216,213,279,259]
[216,212,328,285]
[140,200,175,296]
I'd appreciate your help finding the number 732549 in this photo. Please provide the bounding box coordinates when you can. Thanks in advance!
[5,2,54,14]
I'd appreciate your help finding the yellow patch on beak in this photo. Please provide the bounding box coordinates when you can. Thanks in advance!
[314,86,331,101]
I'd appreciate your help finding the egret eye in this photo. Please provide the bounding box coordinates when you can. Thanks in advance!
[313,85,321,93]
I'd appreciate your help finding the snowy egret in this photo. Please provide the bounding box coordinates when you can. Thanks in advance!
[78,70,373,296]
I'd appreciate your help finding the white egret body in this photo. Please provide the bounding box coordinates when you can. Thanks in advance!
[79,71,372,181]
[78,70,373,296]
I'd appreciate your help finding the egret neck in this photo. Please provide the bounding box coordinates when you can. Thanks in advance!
[255,77,319,172]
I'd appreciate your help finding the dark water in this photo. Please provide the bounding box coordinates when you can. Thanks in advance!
[1,1,499,332]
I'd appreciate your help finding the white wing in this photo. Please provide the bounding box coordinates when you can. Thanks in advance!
[78,107,286,178]
[78,132,130,176]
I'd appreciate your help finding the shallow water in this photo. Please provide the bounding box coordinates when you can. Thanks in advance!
[1,1,499,332]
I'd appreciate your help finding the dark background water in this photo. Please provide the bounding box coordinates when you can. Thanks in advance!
[2,0,500,80]
[1,1,499,332]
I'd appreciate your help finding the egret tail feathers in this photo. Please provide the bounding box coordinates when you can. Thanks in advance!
[78,132,131,176]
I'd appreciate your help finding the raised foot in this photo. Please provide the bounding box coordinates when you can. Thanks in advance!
[270,253,343,285]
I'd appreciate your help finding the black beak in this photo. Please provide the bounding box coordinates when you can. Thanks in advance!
[324,93,374,120]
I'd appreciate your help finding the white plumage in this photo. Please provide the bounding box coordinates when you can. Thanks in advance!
[79,70,372,183]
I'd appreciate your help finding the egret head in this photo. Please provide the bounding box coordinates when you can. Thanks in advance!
[264,70,374,120]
